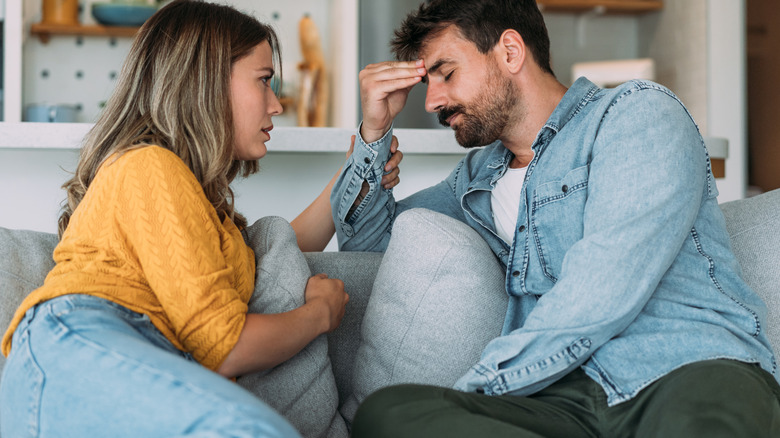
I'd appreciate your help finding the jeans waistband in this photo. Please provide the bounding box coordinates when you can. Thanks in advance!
[18,294,180,354]
[36,294,151,320]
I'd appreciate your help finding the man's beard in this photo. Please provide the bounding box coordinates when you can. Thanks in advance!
[437,66,520,148]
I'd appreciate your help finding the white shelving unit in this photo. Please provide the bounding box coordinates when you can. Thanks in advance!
[2,0,359,128]
[3,0,23,122]
[0,122,466,154]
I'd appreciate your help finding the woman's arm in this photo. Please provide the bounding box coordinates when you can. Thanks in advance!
[291,135,402,252]
[216,273,348,378]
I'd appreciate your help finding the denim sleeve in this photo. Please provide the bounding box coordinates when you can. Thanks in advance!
[329,126,396,252]
[330,126,465,252]
[454,86,710,396]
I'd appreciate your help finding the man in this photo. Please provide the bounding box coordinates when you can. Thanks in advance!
[330,0,780,436]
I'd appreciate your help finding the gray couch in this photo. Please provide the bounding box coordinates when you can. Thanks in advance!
[1,188,779,437]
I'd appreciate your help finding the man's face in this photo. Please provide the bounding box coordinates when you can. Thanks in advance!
[420,26,520,148]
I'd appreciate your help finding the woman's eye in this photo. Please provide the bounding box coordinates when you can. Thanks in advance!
[444,71,454,81]
[260,76,272,86]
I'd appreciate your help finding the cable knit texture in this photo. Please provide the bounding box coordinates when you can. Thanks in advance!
[1,146,255,371]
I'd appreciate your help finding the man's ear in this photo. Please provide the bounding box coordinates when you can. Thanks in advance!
[496,29,526,74]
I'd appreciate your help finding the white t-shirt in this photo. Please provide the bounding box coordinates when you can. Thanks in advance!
[491,165,528,244]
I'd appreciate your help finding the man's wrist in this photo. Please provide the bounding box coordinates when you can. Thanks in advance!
[359,124,391,144]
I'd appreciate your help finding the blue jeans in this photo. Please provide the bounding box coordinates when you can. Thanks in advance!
[0,294,301,438]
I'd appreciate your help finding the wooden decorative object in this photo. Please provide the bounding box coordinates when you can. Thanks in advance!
[297,15,329,127]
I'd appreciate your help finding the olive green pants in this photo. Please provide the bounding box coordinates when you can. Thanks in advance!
[352,360,780,438]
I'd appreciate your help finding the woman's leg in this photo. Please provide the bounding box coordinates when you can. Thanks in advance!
[1,295,300,438]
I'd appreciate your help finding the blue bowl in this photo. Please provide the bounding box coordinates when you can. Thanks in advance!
[92,3,158,27]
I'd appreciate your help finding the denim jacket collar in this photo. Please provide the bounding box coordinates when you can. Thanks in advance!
[543,77,601,134]
[486,78,601,183]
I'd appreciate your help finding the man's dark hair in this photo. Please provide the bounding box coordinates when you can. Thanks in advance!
[391,0,554,76]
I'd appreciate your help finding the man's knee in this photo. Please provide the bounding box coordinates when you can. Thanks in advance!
[637,360,780,438]
[352,385,415,437]
[352,384,444,438]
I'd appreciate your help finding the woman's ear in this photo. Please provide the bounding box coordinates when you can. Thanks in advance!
[496,29,526,74]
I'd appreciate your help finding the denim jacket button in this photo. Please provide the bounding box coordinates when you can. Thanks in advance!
[562,184,569,193]
[512,270,521,277]
[364,157,371,164]
[518,225,526,233]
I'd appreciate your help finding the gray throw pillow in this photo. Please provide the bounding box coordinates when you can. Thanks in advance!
[340,208,509,423]
[238,217,346,438]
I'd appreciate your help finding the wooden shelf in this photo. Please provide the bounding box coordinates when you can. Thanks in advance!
[30,23,139,44]
[537,0,663,13]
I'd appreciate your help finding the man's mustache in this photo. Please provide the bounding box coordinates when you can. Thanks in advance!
[437,105,466,127]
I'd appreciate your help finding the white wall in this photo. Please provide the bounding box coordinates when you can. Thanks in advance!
[0,148,79,231]
[545,12,640,86]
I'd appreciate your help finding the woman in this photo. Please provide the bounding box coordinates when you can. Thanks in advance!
[0,1,401,436]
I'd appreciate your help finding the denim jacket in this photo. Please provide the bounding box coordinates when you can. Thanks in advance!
[330,77,778,406]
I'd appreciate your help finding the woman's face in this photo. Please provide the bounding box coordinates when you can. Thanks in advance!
[231,41,283,161]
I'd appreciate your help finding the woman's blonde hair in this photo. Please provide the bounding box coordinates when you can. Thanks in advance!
[58,0,281,236]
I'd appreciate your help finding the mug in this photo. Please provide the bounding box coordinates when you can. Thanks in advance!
[41,0,80,26]
[25,104,80,123]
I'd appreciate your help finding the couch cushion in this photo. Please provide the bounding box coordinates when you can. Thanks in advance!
[340,208,509,424]
[305,251,384,409]
[720,188,780,356]
[237,217,346,438]
[0,228,58,372]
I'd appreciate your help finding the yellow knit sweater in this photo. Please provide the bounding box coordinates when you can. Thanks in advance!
[1,146,255,371]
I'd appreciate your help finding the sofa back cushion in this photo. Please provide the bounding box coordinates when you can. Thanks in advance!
[304,251,384,408]
[720,189,780,358]
[0,228,58,371]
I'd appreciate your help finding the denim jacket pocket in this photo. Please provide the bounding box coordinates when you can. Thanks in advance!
[531,165,589,283]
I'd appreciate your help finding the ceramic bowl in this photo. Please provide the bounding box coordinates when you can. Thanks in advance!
[91,3,158,27]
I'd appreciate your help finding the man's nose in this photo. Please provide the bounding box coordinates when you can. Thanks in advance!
[424,82,445,113]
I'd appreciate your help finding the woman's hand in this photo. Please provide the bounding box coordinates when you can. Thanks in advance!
[217,274,349,378]
[304,273,349,333]
[383,136,403,189]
